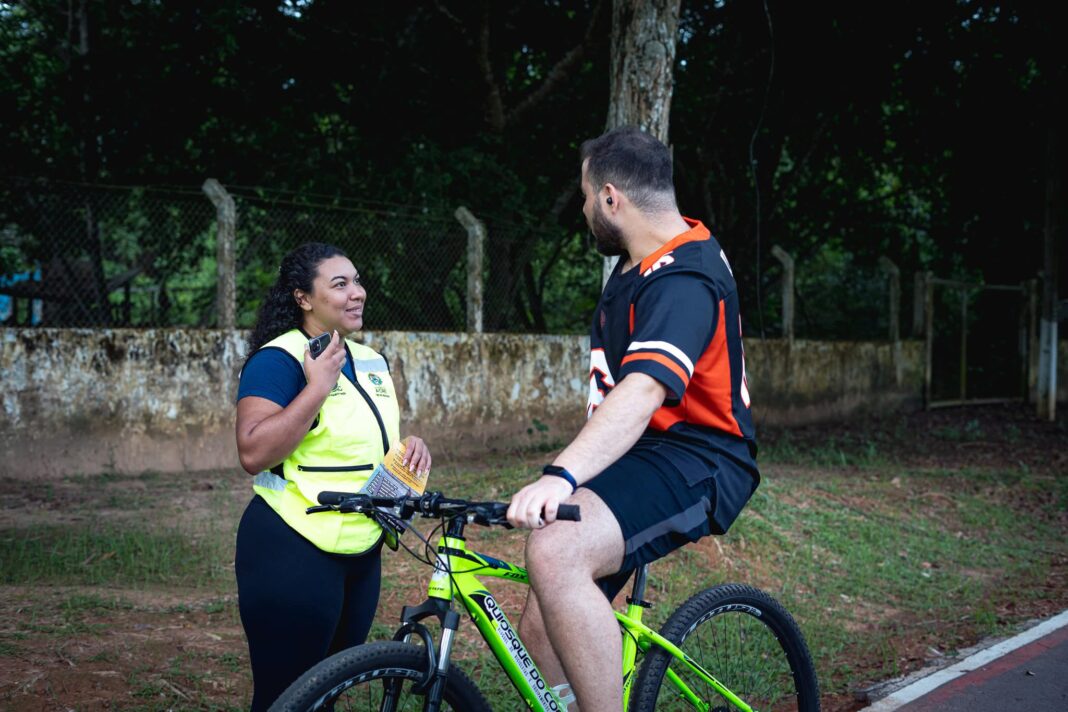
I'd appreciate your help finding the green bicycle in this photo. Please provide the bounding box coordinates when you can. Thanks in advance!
[270,491,820,711]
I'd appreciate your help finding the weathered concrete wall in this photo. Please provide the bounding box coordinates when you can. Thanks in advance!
[1,329,250,478]
[2,328,926,478]
[357,330,590,451]
[0,329,590,478]
[745,339,924,425]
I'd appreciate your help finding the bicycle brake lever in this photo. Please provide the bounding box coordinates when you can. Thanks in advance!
[305,505,334,514]
[466,511,515,529]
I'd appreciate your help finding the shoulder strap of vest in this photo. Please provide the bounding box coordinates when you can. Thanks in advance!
[345,340,389,372]
[258,331,318,433]
[263,329,309,358]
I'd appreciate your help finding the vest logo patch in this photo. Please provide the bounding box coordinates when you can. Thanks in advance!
[329,383,344,397]
[368,373,391,398]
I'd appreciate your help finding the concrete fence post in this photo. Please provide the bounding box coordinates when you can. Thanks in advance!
[924,271,934,408]
[879,257,902,384]
[603,255,619,289]
[879,257,901,341]
[454,206,484,333]
[1036,271,1059,421]
[1028,277,1039,402]
[1018,280,1031,400]
[202,179,236,329]
[770,245,794,342]
[912,271,927,337]
[959,286,969,401]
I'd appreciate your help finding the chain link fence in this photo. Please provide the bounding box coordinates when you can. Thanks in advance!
[7,177,992,343]
[0,178,602,333]
[0,179,216,327]
[229,189,470,331]
[754,247,902,341]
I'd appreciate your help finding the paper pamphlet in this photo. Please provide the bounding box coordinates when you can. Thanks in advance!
[358,439,430,498]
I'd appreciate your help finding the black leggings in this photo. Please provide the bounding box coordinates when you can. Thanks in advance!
[235,495,382,712]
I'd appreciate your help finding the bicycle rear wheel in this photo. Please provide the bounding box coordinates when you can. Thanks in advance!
[631,583,820,712]
[269,641,492,712]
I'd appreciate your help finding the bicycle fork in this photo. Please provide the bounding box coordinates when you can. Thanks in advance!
[391,597,460,712]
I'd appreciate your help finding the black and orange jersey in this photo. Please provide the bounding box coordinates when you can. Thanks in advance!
[588,218,757,478]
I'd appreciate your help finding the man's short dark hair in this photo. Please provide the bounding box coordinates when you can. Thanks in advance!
[580,127,677,213]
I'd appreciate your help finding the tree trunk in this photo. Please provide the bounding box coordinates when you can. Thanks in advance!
[606,0,681,141]
[603,0,682,282]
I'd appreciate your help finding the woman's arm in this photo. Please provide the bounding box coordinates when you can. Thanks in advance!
[236,392,326,474]
[235,332,346,474]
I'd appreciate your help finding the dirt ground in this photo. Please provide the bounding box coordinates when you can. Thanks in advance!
[762,403,1068,709]
[1,403,1065,711]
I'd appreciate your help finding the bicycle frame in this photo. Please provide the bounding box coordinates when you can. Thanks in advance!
[396,520,751,712]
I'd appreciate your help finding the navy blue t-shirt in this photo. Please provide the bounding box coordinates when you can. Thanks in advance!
[237,347,356,407]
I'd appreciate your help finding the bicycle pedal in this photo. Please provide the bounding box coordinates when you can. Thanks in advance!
[550,682,576,709]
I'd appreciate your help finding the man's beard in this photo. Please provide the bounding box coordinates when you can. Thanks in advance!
[589,204,625,257]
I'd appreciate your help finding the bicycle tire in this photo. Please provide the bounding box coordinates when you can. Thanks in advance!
[268,641,493,712]
[631,583,820,712]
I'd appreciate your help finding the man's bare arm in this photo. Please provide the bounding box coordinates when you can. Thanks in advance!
[507,372,667,528]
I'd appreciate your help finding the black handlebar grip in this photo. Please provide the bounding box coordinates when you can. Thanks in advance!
[556,504,581,521]
[318,491,357,505]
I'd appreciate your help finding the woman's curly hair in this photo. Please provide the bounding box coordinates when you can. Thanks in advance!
[246,242,347,355]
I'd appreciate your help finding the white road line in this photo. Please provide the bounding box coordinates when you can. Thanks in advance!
[859,608,1068,711]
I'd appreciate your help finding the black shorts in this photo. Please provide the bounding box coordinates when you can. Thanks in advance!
[582,441,757,600]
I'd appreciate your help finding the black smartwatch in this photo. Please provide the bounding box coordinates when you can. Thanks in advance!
[542,465,577,493]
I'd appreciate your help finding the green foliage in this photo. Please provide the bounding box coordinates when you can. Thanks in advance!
[1,1,1062,333]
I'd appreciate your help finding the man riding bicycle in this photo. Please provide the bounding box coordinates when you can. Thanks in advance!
[507,126,760,712]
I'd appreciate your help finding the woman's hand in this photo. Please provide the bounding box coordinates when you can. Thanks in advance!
[403,436,432,476]
[302,330,345,397]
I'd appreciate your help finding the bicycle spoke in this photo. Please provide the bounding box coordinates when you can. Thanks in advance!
[633,585,819,712]
[320,675,431,711]
[272,643,486,712]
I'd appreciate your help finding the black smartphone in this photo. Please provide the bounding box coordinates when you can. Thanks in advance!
[307,332,331,359]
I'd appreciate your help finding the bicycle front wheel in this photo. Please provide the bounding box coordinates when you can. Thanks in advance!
[631,583,820,712]
[269,641,492,712]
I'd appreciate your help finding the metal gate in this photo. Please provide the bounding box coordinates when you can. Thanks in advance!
[923,275,1036,408]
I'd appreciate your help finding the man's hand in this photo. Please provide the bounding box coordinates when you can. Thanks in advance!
[507,475,575,529]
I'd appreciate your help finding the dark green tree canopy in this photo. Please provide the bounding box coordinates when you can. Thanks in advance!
[1,0,1063,333]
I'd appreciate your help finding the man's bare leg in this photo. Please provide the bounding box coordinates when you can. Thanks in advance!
[518,591,568,686]
[521,488,625,712]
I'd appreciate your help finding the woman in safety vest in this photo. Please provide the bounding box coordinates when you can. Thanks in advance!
[234,242,432,711]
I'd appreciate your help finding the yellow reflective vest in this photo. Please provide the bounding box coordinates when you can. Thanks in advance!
[251,329,400,554]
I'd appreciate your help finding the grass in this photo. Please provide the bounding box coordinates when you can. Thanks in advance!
[386,458,1068,707]
[1,420,1065,710]
[0,524,232,587]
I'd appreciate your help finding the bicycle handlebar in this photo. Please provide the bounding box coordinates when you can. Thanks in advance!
[310,490,581,527]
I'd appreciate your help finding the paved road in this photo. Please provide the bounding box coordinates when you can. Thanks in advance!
[860,609,1068,711]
